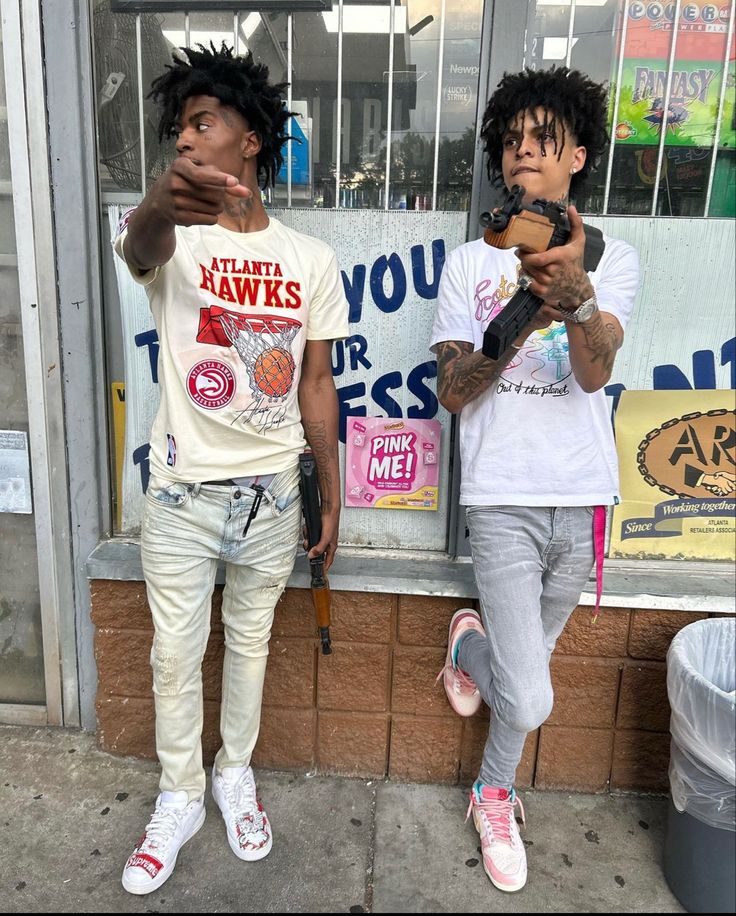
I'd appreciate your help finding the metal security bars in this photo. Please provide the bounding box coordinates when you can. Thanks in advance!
[526,0,736,219]
[100,0,734,216]
[705,4,736,215]
[99,0,483,211]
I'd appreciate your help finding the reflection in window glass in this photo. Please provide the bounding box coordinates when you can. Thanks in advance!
[93,0,180,193]
[336,1,395,208]
[523,0,735,217]
[188,9,235,50]
[436,0,483,211]
[710,149,736,218]
[0,17,45,704]
[607,1,734,216]
[388,0,441,211]
[280,10,338,208]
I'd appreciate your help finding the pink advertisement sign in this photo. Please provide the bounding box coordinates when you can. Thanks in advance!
[345,417,441,510]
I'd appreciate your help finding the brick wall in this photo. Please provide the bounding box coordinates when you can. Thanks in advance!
[90,579,722,792]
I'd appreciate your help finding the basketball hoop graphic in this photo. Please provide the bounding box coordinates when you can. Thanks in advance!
[219,312,302,431]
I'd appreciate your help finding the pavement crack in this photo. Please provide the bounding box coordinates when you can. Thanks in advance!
[362,783,378,913]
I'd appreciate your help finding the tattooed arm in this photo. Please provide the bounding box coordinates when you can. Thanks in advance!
[564,309,623,392]
[435,338,524,413]
[298,339,341,572]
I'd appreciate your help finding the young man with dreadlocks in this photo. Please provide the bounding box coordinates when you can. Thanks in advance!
[431,67,639,893]
[115,45,347,895]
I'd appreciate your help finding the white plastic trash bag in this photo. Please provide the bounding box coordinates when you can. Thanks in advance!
[667,617,736,831]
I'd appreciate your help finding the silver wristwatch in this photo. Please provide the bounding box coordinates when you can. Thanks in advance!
[561,293,598,324]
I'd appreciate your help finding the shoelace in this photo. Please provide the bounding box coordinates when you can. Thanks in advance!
[466,790,526,846]
[435,664,478,694]
[138,804,186,853]
[222,773,266,838]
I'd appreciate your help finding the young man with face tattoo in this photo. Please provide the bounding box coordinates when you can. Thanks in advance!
[114,45,347,895]
[431,67,640,893]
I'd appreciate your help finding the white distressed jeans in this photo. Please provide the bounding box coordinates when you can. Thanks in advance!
[141,466,302,801]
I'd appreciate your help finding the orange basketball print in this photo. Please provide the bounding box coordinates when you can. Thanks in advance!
[253,347,295,398]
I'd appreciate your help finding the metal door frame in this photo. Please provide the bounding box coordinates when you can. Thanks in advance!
[0,0,78,726]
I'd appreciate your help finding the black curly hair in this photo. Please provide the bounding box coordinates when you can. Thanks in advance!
[148,43,293,189]
[480,66,609,194]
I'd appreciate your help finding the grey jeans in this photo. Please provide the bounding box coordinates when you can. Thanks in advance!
[459,505,595,788]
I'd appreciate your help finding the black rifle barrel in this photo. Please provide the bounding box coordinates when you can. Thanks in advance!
[482,224,605,361]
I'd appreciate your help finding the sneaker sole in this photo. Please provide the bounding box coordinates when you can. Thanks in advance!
[212,781,273,862]
[472,808,527,893]
[121,805,206,895]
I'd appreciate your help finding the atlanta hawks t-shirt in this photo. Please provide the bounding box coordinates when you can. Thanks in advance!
[429,235,640,507]
[114,214,348,483]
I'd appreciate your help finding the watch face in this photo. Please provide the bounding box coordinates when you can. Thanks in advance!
[574,300,596,322]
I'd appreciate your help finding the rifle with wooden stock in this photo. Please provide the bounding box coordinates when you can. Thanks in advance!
[480,184,606,360]
[298,450,332,655]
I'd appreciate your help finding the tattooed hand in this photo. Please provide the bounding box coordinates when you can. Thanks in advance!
[515,205,594,310]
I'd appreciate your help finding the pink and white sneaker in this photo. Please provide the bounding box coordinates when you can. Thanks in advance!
[212,764,272,861]
[122,790,205,895]
[436,608,485,716]
[467,782,527,892]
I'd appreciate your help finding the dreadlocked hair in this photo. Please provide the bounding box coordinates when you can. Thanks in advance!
[149,42,292,189]
[480,66,609,194]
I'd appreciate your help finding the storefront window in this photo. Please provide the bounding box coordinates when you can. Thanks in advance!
[524,0,735,217]
[0,18,45,704]
[90,0,734,543]
[92,0,485,210]
[280,9,338,207]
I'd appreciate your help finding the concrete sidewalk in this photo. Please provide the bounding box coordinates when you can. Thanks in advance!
[0,725,684,913]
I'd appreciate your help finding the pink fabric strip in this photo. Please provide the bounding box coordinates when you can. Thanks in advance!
[592,505,607,623]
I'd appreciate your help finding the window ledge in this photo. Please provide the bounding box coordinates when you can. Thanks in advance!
[86,540,735,613]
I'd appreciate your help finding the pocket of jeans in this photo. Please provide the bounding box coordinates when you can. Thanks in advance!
[144,476,191,508]
[583,505,595,517]
[270,481,302,517]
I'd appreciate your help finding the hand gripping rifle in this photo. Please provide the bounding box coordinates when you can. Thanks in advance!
[480,185,606,361]
[298,450,332,655]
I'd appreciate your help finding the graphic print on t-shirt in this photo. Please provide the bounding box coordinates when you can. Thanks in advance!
[474,269,572,397]
[194,305,302,431]
[195,255,304,432]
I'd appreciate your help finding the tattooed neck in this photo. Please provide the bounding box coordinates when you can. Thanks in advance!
[220,193,268,233]
[224,196,254,219]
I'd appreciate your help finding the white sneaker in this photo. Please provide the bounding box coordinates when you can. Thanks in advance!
[212,764,272,861]
[121,790,205,895]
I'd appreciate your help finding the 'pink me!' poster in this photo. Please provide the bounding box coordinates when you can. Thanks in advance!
[344,417,441,510]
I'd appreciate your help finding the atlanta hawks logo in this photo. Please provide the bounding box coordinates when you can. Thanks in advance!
[186,359,236,410]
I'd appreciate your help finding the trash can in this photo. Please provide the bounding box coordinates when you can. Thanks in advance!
[663,617,735,914]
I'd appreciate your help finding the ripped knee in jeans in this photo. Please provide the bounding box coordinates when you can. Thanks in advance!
[151,637,179,695]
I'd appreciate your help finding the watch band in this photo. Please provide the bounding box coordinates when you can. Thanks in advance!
[563,293,598,323]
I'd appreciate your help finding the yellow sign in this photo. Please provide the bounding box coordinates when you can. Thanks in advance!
[111,382,126,532]
[610,390,736,561]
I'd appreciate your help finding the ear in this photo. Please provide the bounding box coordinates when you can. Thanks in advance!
[242,129,262,161]
[570,145,586,175]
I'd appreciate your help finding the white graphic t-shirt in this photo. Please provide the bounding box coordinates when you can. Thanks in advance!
[429,234,640,507]
[115,214,348,483]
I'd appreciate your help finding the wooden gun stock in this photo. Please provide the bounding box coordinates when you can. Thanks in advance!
[483,209,556,253]
[480,187,605,360]
[298,450,332,655]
